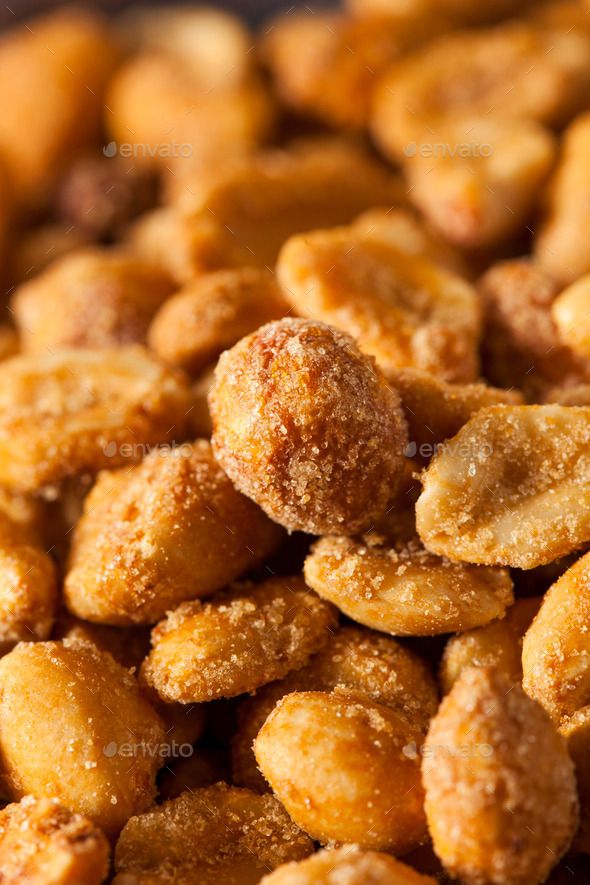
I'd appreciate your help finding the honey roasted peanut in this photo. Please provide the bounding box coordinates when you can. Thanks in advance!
[261,845,437,885]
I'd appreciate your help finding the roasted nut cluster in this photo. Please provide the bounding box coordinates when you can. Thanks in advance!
[1,2,590,883]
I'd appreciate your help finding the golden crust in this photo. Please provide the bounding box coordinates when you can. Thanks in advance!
[423,667,578,885]
[65,440,284,625]
[260,845,436,885]
[210,318,409,535]
[141,577,337,703]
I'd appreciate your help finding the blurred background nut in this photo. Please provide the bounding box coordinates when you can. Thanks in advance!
[65,441,284,625]
[560,706,590,854]
[551,274,590,360]
[9,223,94,286]
[12,249,174,352]
[210,318,409,535]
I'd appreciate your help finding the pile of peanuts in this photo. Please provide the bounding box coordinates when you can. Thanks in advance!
[1,0,590,882]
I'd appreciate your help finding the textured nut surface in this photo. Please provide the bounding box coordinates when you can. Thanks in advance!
[260,845,436,885]
[0,795,110,885]
[305,535,513,636]
[277,227,480,382]
[423,667,578,885]
[254,690,426,852]
[65,441,283,625]
[210,319,408,535]
[141,577,337,703]
[416,405,590,568]
[0,640,164,838]
[0,347,191,493]
[113,784,313,885]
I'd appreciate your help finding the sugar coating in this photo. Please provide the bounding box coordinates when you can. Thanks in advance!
[261,845,436,885]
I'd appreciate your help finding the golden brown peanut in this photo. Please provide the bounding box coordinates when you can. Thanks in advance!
[552,275,590,359]
[348,0,535,26]
[560,707,590,853]
[522,550,590,722]
[113,784,313,885]
[372,20,590,162]
[385,367,522,455]
[148,267,288,375]
[65,441,283,625]
[158,748,231,801]
[416,405,590,568]
[423,668,578,885]
[402,118,556,249]
[10,223,94,285]
[479,258,588,396]
[0,347,191,494]
[12,250,174,352]
[0,9,118,208]
[0,512,57,652]
[232,625,438,792]
[305,535,513,636]
[0,640,165,838]
[0,796,110,885]
[535,113,590,285]
[277,226,480,382]
[141,577,337,703]
[255,689,426,851]
[210,319,408,535]
[440,596,541,694]
[261,845,436,885]
[129,142,400,281]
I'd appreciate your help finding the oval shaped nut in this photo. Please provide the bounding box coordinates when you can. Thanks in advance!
[277,228,480,383]
[210,319,408,535]
[440,596,541,695]
[560,706,590,853]
[261,845,436,885]
[12,249,173,352]
[254,689,426,851]
[0,347,191,494]
[0,640,165,838]
[423,667,578,885]
[64,441,284,625]
[304,536,513,636]
[522,550,590,722]
[232,625,438,791]
[0,512,58,652]
[148,267,288,375]
[552,275,590,359]
[0,796,110,885]
[113,784,313,884]
[140,576,337,703]
[416,405,590,568]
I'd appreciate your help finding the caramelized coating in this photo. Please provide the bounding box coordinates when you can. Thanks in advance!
[12,250,174,352]
[305,535,513,636]
[0,640,165,838]
[385,367,522,454]
[254,689,426,851]
[371,20,590,162]
[261,845,436,885]
[129,142,400,281]
[0,512,57,653]
[560,707,590,853]
[416,405,590,568]
[402,118,556,249]
[479,258,587,396]
[552,275,590,359]
[535,112,590,285]
[440,596,541,694]
[113,784,313,885]
[232,625,438,791]
[423,668,578,885]
[0,347,191,494]
[277,226,480,382]
[65,441,284,625]
[0,9,118,208]
[210,319,408,535]
[141,577,337,703]
[0,796,110,885]
[148,267,288,375]
[522,550,590,722]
